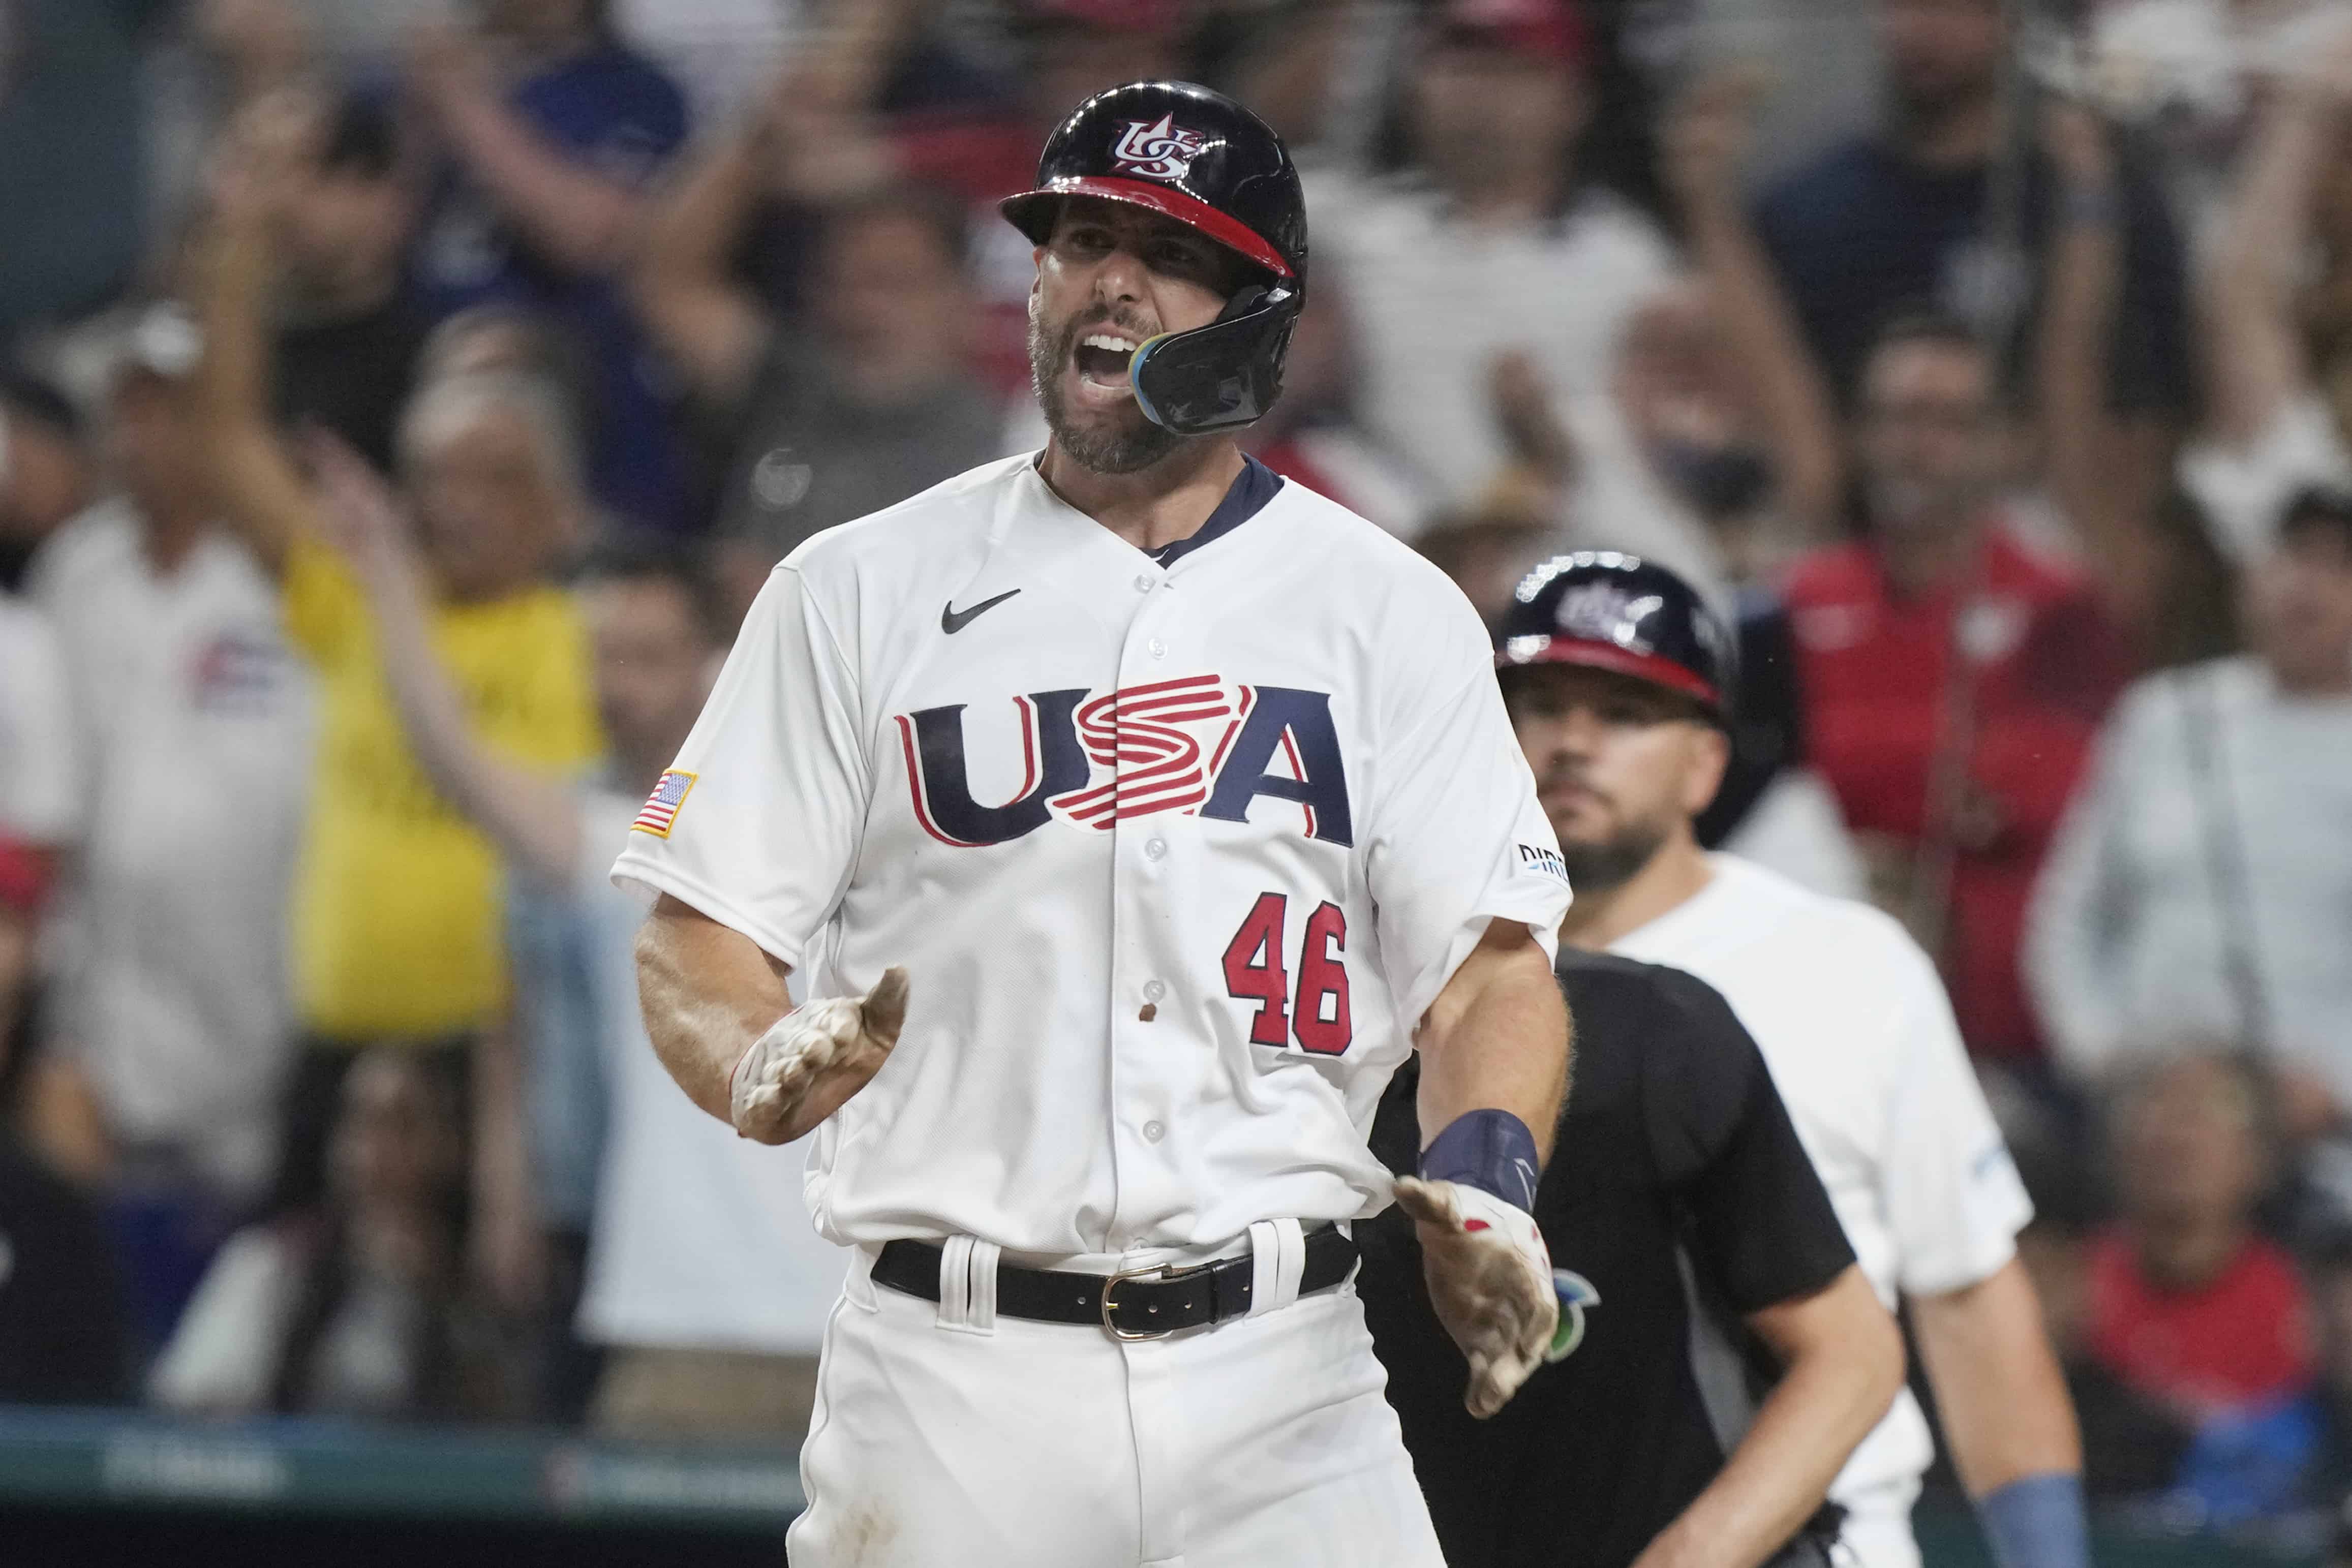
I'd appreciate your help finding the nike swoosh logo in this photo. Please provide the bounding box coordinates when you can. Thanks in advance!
[941,589,1020,634]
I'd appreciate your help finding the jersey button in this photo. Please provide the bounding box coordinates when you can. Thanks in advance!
[1144,838,1168,861]
[1148,638,1167,659]
[1133,572,1155,593]
[1143,979,1167,1002]
[1143,1121,1165,1144]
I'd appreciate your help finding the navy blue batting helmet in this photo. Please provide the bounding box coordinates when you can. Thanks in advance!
[1001,80,1306,438]
[1495,552,1735,721]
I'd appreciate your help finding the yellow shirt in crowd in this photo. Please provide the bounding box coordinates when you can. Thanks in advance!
[282,536,601,1041]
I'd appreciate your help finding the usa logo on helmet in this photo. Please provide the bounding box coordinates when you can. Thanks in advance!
[1111,114,1209,181]
[1555,581,1664,652]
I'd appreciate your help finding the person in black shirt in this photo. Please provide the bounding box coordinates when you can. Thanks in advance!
[262,93,427,471]
[1360,948,1901,1568]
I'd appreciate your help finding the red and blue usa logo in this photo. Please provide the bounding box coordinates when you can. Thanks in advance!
[1110,114,1209,182]
[894,674,1352,849]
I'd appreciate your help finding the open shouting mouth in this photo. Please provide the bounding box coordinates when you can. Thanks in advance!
[1070,330,1142,407]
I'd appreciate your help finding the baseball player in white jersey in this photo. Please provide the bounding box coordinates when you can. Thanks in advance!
[1493,552,2091,1568]
[615,82,1578,1567]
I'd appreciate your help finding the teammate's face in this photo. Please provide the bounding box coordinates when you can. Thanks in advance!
[1503,664,1727,893]
[1029,197,1247,474]
[584,576,713,775]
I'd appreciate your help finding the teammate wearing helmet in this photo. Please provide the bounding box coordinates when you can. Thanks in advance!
[619,82,1574,1566]
[1355,548,1909,1568]
[1500,552,2091,1568]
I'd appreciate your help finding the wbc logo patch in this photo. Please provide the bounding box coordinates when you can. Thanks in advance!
[1110,114,1209,181]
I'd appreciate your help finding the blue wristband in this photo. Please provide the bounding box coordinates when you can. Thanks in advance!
[1976,1472,2088,1568]
[1418,1109,1541,1211]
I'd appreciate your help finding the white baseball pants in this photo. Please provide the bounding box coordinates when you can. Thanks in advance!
[786,1240,1446,1568]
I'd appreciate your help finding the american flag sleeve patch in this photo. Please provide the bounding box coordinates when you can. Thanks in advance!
[631,770,697,838]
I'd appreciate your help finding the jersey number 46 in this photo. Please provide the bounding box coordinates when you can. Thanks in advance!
[1222,892,1352,1056]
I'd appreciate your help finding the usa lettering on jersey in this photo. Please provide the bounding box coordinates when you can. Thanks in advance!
[895,674,1353,847]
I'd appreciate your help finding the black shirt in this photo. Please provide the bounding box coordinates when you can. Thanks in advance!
[273,299,430,473]
[1359,950,1855,1568]
[0,1136,129,1403]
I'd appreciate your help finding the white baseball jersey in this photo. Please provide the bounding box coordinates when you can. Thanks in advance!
[1610,853,2033,1550]
[613,452,1570,1258]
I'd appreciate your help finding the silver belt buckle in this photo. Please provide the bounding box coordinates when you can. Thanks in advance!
[1099,1258,1210,1342]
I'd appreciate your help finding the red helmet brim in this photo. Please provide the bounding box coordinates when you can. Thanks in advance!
[1495,636,1723,710]
[1001,175,1294,279]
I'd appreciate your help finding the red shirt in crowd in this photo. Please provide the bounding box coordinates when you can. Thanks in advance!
[2087,1231,2316,1419]
[1783,526,2128,1060]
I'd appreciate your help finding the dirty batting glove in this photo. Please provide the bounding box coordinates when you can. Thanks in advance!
[1395,1108,1561,1419]
[728,967,910,1144]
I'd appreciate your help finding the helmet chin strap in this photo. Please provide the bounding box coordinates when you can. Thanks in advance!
[1127,279,1302,438]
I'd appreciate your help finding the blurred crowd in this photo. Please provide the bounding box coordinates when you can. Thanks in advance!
[0,0,2349,1551]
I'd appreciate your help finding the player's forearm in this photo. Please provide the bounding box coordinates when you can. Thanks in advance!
[1639,1266,1904,1568]
[1415,921,1570,1163]
[1913,1258,2084,1495]
[634,893,797,1124]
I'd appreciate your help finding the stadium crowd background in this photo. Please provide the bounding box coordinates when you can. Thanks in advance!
[1,0,2350,1556]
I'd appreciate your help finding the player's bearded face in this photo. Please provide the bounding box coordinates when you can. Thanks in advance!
[1505,666,1714,893]
[1541,780,1674,895]
[1029,297,1182,474]
[1030,200,1239,475]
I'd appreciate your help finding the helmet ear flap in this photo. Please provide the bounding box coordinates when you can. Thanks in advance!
[1218,283,1271,321]
[1129,280,1302,437]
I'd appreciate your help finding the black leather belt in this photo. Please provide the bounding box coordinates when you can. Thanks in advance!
[872,1225,1357,1341]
